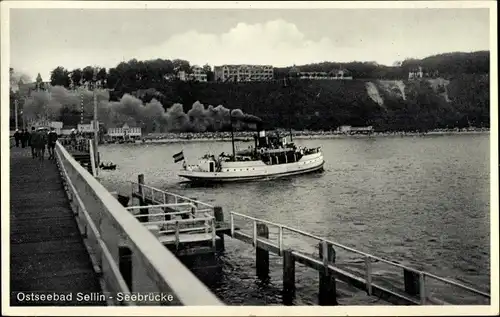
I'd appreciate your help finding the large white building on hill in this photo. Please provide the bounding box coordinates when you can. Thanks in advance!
[214,64,274,82]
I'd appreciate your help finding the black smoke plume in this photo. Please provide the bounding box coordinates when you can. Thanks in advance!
[21,86,262,132]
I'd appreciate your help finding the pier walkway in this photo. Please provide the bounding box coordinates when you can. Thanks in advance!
[9,147,103,306]
[8,141,223,307]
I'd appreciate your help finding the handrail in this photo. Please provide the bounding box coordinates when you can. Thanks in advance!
[56,144,133,305]
[134,211,192,218]
[229,211,490,301]
[139,217,214,227]
[88,139,97,177]
[130,181,215,209]
[125,203,195,210]
[56,141,223,305]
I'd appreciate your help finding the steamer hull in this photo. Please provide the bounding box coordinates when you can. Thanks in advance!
[179,152,325,183]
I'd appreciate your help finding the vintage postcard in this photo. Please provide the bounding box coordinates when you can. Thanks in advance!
[1,1,498,316]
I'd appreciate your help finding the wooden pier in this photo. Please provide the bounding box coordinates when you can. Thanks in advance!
[125,176,491,306]
[9,147,103,306]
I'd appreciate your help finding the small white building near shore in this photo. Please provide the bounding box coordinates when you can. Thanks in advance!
[27,119,63,134]
[337,125,374,134]
[107,123,142,140]
[78,120,99,133]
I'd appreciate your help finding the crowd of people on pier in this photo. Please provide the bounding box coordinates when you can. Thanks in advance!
[13,127,59,161]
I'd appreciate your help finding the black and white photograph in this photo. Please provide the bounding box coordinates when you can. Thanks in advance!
[2,1,498,315]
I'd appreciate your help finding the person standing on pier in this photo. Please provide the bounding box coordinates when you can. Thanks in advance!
[30,127,37,158]
[70,128,77,149]
[26,128,32,148]
[47,127,58,160]
[14,130,20,147]
[35,127,48,161]
[20,129,28,148]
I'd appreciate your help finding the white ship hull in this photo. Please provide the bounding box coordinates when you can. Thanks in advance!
[179,152,324,183]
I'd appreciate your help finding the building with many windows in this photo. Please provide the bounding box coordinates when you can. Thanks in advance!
[106,123,142,140]
[27,119,63,134]
[408,66,424,80]
[214,65,274,82]
[174,66,208,82]
[190,65,208,82]
[291,66,353,80]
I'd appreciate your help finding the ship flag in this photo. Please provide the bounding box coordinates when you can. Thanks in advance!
[173,151,184,163]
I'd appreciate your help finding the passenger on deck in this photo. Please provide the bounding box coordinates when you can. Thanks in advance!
[47,127,58,160]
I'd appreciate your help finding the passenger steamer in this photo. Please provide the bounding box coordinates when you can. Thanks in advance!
[178,130,325,183]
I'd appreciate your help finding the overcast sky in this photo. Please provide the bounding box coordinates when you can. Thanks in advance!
[10,7,490,81]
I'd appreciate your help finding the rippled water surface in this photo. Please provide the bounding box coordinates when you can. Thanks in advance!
[98,134,490,305]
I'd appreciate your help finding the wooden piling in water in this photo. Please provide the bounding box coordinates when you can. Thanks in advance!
[404,269,420,297]
[318,241,338,305]
[137,174,148,223]
[256,223,269,280]
[282,249,295,305]
[214,206,225,251]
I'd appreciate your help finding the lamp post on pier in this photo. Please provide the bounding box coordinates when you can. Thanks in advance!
[92,67,99,176]
[14,99,19,131]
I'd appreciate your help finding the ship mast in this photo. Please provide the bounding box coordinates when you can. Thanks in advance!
[230,110,236,161]
[285,76,293,142]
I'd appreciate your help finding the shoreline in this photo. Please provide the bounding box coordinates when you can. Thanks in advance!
[102,130,490,145]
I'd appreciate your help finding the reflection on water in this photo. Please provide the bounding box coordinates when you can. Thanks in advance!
[99,134,490,305]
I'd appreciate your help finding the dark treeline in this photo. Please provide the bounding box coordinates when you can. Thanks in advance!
[48,51,489,91]
[274,51,490,80]
[13,51,490,132]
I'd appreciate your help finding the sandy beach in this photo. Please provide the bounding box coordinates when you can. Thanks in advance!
[120,128,490,145]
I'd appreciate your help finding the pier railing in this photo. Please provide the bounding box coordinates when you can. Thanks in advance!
[129,181,215,216]
[54,141,223,306]
[125,204,217,249]
[229,211,490,305]
[59,137,90,153]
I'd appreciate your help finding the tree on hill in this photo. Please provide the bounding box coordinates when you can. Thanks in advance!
[82,66,96,84]
[70,68,83,87]
[50,67,71,88]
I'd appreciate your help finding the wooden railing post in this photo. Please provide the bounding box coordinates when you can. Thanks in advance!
[230,213,235,237]
[278,226,283,256]
[365,256,372,295]
[162,193,171,221]
[214,206,225,251]
[282,249,295,305]
[256,223,269,281]
[137,174,148,223]
[252,221,257,247]
[211,218,216,248]
[174,221,180,251]
[419,272,426,305]
[187,197,198,219]
[318,241,337,305]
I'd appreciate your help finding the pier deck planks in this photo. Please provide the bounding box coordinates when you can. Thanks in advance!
[9,148,103,306]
